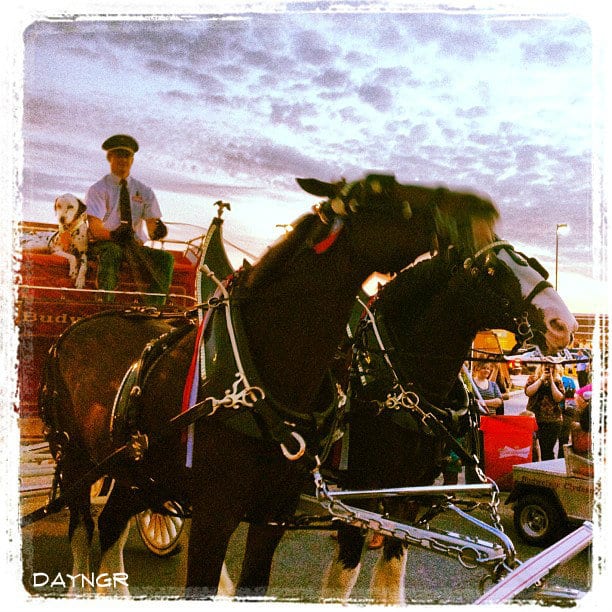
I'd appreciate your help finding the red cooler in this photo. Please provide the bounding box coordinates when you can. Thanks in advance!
[480,415,538,490]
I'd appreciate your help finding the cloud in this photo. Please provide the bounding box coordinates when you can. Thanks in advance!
[356,83,393,112]
[269,100,319,129]
[521,40,580,67]
[18,12,595,285]
[312,67,351,89]
[290,26,340,66]
[457,106,488,119]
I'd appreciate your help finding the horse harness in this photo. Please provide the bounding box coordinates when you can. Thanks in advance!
[108,267,343,473]
[349,240,553,474]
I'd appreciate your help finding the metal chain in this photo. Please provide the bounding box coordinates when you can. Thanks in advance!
[472,464,504,532]
[312,467,513,575]
[347,301,519,569]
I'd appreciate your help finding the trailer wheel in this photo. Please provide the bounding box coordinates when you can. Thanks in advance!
[513,493,565,547]
[136,502,185,557]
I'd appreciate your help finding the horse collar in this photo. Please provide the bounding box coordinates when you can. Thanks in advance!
[183,268,326,467]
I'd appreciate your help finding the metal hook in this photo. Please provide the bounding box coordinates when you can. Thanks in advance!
[280,431,306,461]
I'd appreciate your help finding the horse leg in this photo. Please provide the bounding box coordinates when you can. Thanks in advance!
[321,523,366,602]
[185,494,243,599]
[218,562,235,598]
[66,487,95,595]
[369,538,408,604]
[60,452,95,596]
[369,498,421,604]
[96,482,143,596]
[235,522,286,598]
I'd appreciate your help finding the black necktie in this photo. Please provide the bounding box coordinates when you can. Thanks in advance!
[119,179,132,224]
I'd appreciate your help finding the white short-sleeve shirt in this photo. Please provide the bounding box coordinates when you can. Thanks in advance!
[85,174,162,243]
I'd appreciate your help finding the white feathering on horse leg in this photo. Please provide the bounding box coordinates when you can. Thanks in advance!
[97,521,131,596]
[68,522,92,595]
[321,559,361,603]
[369,548,408,605]
[216,562,235,598]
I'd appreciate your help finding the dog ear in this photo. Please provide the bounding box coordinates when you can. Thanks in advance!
[76,198,87,216]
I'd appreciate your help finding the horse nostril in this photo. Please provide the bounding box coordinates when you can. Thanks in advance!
[548,317,577,344]
[549,318,568,334]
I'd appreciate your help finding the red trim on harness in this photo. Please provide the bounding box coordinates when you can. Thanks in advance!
[181,317,206,413]
[313,218,344,254]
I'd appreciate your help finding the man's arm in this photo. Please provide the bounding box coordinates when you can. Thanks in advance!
[88,215,112,241]
[89,215,135,244]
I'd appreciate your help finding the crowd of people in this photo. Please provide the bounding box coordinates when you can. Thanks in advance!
[470,354,594,463]
[440,355,595,486]
[523,360,593,461]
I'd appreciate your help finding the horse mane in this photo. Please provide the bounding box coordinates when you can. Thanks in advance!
[239,213,328,290]
[435,191,499,258]
[377,254,452,323]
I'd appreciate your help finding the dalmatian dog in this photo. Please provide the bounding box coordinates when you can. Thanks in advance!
[49,193,89,288]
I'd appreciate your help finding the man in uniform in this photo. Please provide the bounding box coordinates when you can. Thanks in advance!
[86,134,174,306]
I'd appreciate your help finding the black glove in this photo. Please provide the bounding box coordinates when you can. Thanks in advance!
[150,219,168,240]
[110,223,134,244]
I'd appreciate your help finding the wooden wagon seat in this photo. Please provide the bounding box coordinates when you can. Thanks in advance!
[18,250,197,295]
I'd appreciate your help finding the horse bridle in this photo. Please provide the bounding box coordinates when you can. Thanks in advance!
[314,179,445,259]
[461,239,553,349]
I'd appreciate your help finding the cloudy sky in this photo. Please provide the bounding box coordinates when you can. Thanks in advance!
[12,1,609,312]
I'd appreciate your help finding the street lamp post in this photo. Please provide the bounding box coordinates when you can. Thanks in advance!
[555,223,569,290]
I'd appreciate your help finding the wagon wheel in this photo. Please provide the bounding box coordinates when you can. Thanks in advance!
[136,501,185,557]
[513,493,565,547]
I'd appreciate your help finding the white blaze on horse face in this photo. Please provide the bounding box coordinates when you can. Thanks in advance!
[497,250,578,352]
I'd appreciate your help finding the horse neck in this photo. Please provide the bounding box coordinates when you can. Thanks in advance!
[237,207,438,413]
[381,266,481,404]
[240,233,367,413]
[348,204,435,275]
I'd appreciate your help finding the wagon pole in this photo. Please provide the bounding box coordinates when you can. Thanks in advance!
[474,522,593,604]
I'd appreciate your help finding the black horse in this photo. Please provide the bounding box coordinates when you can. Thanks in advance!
[34,175,567,598]
[322,241,577,604]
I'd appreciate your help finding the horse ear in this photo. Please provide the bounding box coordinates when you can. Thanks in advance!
[296,178,339,198]
[77,199,87,216]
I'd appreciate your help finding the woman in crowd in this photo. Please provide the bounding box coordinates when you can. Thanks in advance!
[472,361,504,415]
[524,362,565,460]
